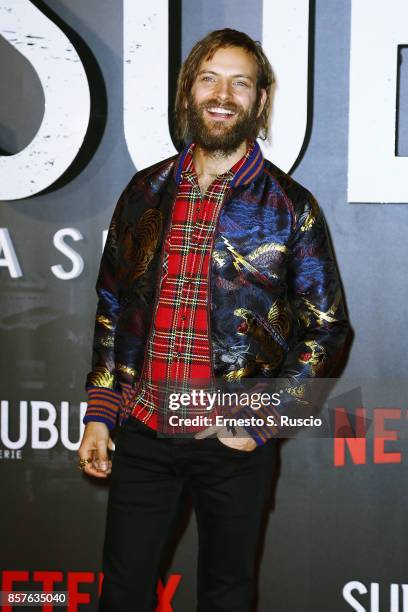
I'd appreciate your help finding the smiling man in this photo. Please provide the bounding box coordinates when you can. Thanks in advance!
[78,29,350,612]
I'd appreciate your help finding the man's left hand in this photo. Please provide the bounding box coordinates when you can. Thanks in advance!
[195,424,257,452]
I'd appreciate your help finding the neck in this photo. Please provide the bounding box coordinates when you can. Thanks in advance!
[192,140,248,178]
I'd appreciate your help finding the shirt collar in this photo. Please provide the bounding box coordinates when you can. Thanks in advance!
[174,139,264,188]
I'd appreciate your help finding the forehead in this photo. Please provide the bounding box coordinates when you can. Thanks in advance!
[197,46,258,80]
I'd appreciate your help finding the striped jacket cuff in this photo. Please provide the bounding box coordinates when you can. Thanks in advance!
[83,386,122,430]
[238,406,277,447]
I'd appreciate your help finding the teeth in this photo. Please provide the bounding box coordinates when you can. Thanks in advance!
[208,107,235,115]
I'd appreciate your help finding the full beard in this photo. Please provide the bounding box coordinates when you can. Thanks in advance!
[185,93,260,156]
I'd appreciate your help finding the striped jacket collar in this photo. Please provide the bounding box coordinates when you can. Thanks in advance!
[174,140,264,188]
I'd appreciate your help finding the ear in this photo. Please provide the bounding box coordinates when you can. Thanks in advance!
[256,89,267,118]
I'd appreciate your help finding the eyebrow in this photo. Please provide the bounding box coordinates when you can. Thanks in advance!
[197,70,254,82]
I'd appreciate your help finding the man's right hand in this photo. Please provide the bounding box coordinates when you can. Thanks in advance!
[78,422,116,479]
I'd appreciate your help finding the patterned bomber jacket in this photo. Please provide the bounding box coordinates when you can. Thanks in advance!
[83,142,350,445]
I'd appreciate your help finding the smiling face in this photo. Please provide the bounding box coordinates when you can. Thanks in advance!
[186,46,266,154]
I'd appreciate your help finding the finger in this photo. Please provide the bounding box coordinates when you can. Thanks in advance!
[194,425,220,439]
[92,458,112,472]
[93,439,112,472]
[95,439,109,462]
[218,435,256,451]
[81,461,110,478]
[228,425,250,439]
[107,437,116,451]
[77,452,110,478]
[77,448,94,466]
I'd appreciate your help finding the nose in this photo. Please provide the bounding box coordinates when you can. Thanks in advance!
[214,78,232,101]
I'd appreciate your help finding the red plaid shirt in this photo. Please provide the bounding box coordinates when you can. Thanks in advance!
[123,141,253,432]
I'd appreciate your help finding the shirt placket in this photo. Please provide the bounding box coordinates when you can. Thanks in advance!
[170,174,203,387]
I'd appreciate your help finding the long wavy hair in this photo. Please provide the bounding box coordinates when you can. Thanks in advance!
[174,28,275,145]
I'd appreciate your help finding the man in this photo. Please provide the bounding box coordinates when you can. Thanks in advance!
[78,28,350,611]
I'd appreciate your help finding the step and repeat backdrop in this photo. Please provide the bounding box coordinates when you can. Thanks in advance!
[1,1,407,610]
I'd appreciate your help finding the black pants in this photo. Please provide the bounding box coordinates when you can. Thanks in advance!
[98,416,277,612]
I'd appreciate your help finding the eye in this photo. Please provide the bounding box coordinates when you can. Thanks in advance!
[201,75,215,82]
[234,80,249,87]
